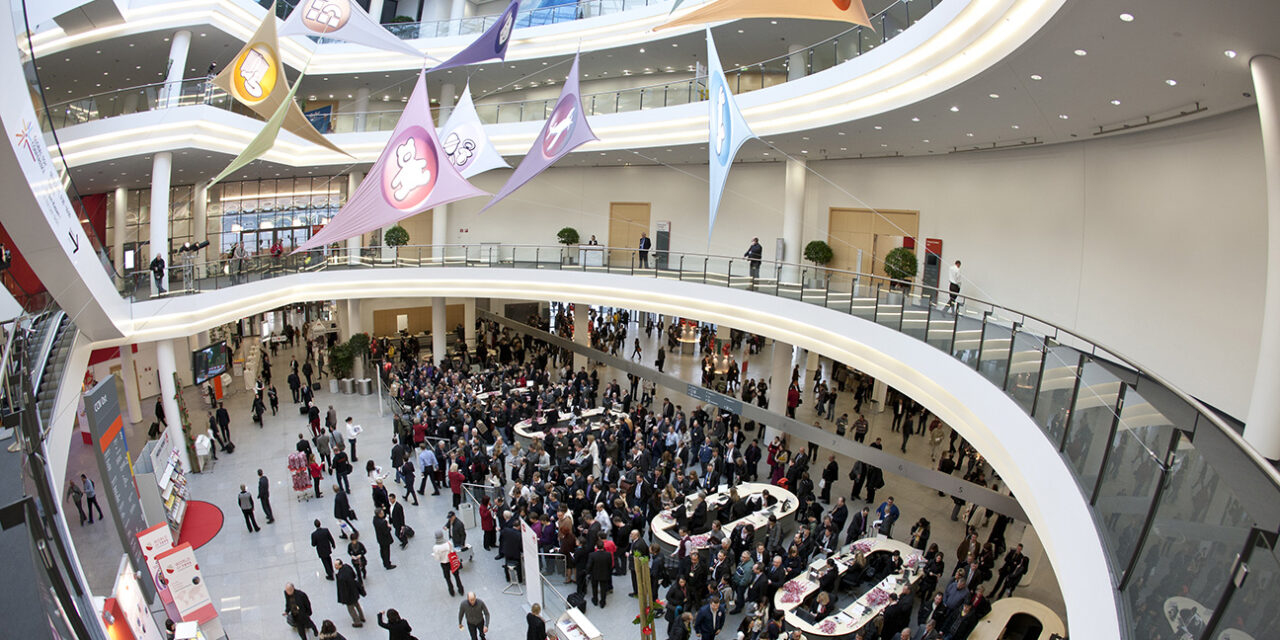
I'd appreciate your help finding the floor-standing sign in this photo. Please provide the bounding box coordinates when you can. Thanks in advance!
[85,379,154,601]
[154,542,224,639]
[522,519,542,609]
[137,522,180,622]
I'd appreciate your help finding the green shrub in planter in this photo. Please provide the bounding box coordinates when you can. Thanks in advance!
[883,246,918,284]
[803,240,834,267]
[384,225,409,247]
[557,227,581,245]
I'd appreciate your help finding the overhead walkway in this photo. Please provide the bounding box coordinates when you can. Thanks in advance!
[85,241,1280,640]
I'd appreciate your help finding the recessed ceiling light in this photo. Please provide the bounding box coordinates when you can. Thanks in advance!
[949,106,959,112]
[911,117,920,122]
[1058,114,1069,119]
[639,48,645,53]
[770,20,777,24]
[838,131,846,135]
[1030,74,1043,80]
[1119,13,1134,22]
[1224,50,1238,59]
[873,125,882,130]
[800,150,808,154]
[1011,125,1020,129]
[839,147,847,151]
[988,93,999,99]
[1165,79,1177,86]
[672,43,678,47]
[1074,49,1087,56]
[880,144,888,147]
[966,133,974,137]
[1110,99,1121,105]
[922,139,930,143]
[762,152,770,156]
[737,29,744,33]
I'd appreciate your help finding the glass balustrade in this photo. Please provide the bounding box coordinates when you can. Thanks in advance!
[37,0,939,132]
[103,242,1280,639]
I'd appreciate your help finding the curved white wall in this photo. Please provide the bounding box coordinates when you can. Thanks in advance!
[101,267,1120,638]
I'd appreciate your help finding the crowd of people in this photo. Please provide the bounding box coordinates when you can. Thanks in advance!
[224,306,1026,640]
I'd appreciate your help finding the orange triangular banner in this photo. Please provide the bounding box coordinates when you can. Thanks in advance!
[657,0,872,31]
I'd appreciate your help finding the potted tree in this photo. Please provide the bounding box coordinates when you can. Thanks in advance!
[384,225,409,262]
[883,246,919,290]
[803,240,834,287]
[557,226,581,265]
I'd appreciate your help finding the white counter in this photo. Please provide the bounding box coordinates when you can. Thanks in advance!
[776,536,923,638]
[650,481,798,550]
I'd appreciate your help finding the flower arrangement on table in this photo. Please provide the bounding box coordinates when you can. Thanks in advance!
[818,620,839,634]
[865,588,891,607]
[658,512,676,524]
[906,554,925,570]
[780,579,809,604]
[688,534,711,548]
[853,541,873,554]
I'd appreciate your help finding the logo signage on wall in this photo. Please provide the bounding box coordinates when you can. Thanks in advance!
[86,380,155,601]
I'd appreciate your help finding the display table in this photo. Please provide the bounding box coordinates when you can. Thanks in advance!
[678,333,698,356]
[578,245,605,268]
[970,597,1066,640]
[650,482,798,553]
[775,536,923,638]
[514,406,627,441]
[553,607,602,640]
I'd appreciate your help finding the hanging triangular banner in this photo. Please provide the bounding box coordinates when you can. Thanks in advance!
[212,2,351,157]
[479,54,598,213]
[669,0,687,14]
[430,0,520,73]
[295,70,488,253]
[208,72,305,187]
[706,28,755,237]
[439,83,509,179]
[656,0,872,31]
[279,0,425,58]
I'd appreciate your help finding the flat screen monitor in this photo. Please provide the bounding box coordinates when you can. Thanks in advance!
[193,341,228,386]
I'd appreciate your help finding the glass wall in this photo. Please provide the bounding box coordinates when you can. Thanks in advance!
[107,176,348,269]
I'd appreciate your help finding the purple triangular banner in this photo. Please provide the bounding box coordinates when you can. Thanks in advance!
[430,0,520,73]
[296,71,487,252]
[480,54,598,213]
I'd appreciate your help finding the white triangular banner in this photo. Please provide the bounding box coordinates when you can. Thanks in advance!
[280,0,424,58]
[439,83,509,179]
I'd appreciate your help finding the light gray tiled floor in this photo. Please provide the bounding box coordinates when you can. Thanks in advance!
[63,319,1066,639]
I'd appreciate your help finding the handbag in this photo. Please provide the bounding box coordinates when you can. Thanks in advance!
[449,550,462,573]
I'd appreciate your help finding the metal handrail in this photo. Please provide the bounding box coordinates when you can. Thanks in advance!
[38,0,932,129]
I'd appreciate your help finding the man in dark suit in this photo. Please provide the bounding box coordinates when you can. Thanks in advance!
[373,508,396,570]
[215,403,231,443]
[311,519,337,580]
[693,594,726,640]
[821,456,839,503]
[879,592,911,639]
[388,494,409,548]
[638,232,652,268]
[499,520,524,582]
[589,543,613,607]
[846,507,870,545]
[257,469,274,524]
[744,238,763,280]
[830,497,849,534]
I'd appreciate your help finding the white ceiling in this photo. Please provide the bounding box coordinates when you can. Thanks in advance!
[60,0,1280,192]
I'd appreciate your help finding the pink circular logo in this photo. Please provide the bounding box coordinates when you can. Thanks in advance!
[542,95,578,160]
[381,125,439,211]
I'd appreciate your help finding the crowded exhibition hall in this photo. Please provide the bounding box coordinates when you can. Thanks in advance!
[0,1,1278,640]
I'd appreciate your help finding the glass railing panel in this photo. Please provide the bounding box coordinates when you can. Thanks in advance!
[924,304,955,352]
[1033,345,1084,446]
[615,89,642,113]
[494,102,525,123]
[881,0,911,40]
[873,285,902,328]
[811,41,837,74]
[1210,534,1280,639]
[900,291,930,341]
[949,311,984,369]
[1124,434,1254,640]
[977,317,1013,387]
[1093,390,1176,582]
[640,85,664,109]
[1063,359,1123,491]
[1005,329,1045,412]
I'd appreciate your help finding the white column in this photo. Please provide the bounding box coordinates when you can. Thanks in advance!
[432,297,447,364]
[432,82,457,262]
[346,172,364,265]
[1246,55,1280,459]
[767,339,793,443]
[449,0,466,20]
[368,0,386,23]
[464,298,476,348]
[160,30,192,109]
[149,152,173,293]
[438,82,457,124]
[335,300,350,341]
[155,340,192,473]
[787,44,807,82]
[354,87,370,133]
[779,158,805,284]
[347,299,365,379]
[119,345,142,424]
[112,186,127,275]
[395,0,421,19]
[573,303,589,370]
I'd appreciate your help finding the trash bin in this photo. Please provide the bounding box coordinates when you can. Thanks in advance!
[358,378,372,395]
[458,501,477,528]
[329,379,339,394]
[340,378,354,394]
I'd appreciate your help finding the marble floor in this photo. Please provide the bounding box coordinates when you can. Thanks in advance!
[61,314,1066,640]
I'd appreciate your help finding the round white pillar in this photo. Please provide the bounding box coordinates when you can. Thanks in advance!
[573,303,590,370]
[1245,54,1280,459]
[779,158,806,285]
[787,44,807,82]
[161,30,192,109]
[155,340,192,473]
[432,297,447,364]
[112,186,127,276]
[149,151,173,293]
[346,172,364,265]
[464,298,476,348]
[119,345,142,424]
